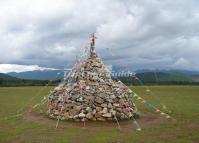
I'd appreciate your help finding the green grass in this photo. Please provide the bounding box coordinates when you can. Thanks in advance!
[0,86,199,143]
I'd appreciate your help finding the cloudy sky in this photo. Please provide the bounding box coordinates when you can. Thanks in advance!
[0,0,199,73]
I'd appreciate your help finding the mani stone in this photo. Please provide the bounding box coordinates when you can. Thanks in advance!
[79,112,86,118]
[102,113,112,118]
[86,113,93,119]
[47,35,137,121]
[95,97,104,104]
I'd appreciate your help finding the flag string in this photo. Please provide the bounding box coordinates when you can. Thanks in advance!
[105,47,172,114]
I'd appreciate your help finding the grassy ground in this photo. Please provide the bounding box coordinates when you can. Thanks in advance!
[0,86,198,143]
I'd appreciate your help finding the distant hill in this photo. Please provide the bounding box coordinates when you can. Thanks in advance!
[0,73,20,81]
[114,71,198,85]
[0,73,59,87]
[8,70,67,80]
[136,72,193,82]
[135,69,199,82]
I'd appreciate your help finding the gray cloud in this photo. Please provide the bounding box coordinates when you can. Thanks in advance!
[0,0,199,72]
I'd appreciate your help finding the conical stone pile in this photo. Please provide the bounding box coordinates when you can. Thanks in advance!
[47,34,137,121]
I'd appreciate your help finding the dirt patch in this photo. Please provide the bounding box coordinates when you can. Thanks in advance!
[22,111,170,130]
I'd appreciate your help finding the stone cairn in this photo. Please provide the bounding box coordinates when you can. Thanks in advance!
[47,34,137,121]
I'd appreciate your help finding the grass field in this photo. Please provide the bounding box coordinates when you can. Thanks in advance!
[0,86,199,143]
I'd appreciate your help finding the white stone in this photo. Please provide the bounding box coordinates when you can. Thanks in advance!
[78,112,86,118]
[102,113,112,118]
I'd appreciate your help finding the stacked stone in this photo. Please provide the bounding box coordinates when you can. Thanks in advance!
[47,36,137,121]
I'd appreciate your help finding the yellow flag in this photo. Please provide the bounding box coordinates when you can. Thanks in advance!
[160,112,165,115]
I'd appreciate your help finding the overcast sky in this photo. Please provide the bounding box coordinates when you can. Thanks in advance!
[0,0,199,73]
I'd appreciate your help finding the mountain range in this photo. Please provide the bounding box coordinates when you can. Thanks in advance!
[0,73,20,81]
[5,69,199,82]
[7,70,66,80]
